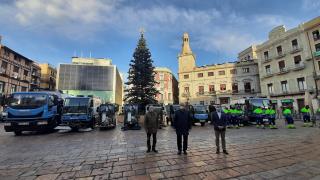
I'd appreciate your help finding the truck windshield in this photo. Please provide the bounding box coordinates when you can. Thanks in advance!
[64,98,89,114]
[9,94,47,109]
[250,99,270,108]
[194,106,207,114]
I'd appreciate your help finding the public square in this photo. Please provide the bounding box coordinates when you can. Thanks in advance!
[0,119,320,180]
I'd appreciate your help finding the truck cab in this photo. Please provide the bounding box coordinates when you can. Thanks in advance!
[191,105,209,126]
[3,92,62,135]
[61,97,99,131]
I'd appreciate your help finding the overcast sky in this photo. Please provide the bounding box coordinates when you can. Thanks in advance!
[0,0,319,79]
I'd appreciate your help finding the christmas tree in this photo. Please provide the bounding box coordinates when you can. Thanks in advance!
[124,32,159,108]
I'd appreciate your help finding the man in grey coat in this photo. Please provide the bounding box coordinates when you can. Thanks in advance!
[144,106,159,153]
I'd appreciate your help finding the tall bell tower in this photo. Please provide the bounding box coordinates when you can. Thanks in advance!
[178,33,196,73]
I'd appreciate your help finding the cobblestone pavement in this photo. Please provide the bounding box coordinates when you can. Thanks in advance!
[0,118,320,180]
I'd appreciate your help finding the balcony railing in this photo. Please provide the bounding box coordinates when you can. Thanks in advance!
[290,47,303,54]
[277,68,289,75]
[263,58,272,63]
[276,52,286,59]
[292,63,305,71]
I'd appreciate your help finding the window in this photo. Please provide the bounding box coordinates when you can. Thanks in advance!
[208,72,214,76]
[277,46,283,56]
[14,55,19,61]
[294,55,302,65]
[13,66,19,73]
[159,73,164,80]
[209,85,215,93]
[218,70,225,75]
[292,39,298,50]
[1,61,8,69]
[184,87,189,93]
[200,101,205,105]
[219,97,229,105]
[281,81,288,93]
[21,87,27,92]
[198,86,204,95]
[278,60,286,71]
[264,51,269,60]
[242,68,250,73]
[220,84,226,91]
[184,74,189,79]
[232,83,238,93]
[316,43,320,52]
[11,85,17,93]
[265,65,271,74]
[0,82,5,92]
[4,49,9,57]
[267,83,274,94]
[230,69,237,74]
[245,82,251,93]
[297,77,306,91]
[247,55,251,60]
[197,73,203,78]
[313,30,320,40]
[24,70,28,76]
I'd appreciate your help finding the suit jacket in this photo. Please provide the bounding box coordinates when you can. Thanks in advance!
[210,111,227,131]
[174,109,192,135]
[144,111,159,134]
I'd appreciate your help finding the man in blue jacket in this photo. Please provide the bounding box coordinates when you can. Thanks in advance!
[211,106,229,155]
[174,103,192,155]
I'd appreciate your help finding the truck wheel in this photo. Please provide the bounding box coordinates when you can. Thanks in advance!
[201,122,205,126]
[14,131,22,136]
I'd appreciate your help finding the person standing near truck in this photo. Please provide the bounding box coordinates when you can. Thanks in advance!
[301,105,311,127]
[144,106,159,153]
[283,107,295,129]
[174,103,192,155]
[253,107,264,128]
[266,106,277,129]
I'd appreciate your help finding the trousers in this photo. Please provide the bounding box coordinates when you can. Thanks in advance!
[147,133,157,150]
[177,133,188,151]
[215,130,226,150]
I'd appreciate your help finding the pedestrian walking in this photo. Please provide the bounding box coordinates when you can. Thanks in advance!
[174,103,192,155]
[144,106,159,153]
[210,106,229,155]
[301,105,311,127]
[283,107,295,129]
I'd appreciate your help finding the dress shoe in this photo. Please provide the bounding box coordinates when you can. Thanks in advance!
[223,150,229,155]
[216,150,220,154]
[152,149,158,153]
[177,151,182,155]
[146,149,151,153]
[183,151,187,155]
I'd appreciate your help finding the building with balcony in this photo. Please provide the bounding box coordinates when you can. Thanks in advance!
[39,63,57,91]
[0,42,40,96]
[30,63,41,91]
[178,33,260,105]
[256,17,319,112]
[57,57,123,106]
[154,67,179,105]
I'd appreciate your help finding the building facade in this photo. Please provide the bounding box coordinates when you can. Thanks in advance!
[30,63,41,91]
[303,17,320,110]
[39,63,57,91]
[178,33,260,105]
[154,67,179,105]
[256,18,319,112]
[0,44,40,96]
[57,57,123,106]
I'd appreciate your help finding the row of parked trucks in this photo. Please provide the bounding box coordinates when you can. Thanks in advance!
[1,91,119,135]
[1,91,274,135]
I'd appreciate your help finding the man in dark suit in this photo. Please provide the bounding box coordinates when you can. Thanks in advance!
[211,106,229,155]
[174,103,192,155]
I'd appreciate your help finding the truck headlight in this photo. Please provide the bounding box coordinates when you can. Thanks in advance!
[37,121,48,125]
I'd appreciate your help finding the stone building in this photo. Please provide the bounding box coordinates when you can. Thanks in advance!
[0,42,41,96]
[39,63,57,91]
[178,33,260,105]
[154,67,179,105]
[30,63,41,91]
[256,17,319,112]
